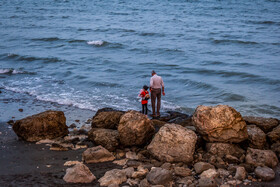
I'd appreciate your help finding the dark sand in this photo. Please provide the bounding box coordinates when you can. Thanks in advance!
[0,122,121,187]
[1,121,280,187]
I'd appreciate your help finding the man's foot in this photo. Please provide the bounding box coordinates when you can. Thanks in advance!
[156,113,160,117]
[151,114,156,117]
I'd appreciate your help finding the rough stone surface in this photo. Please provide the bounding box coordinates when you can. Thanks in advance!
[234,167,246,180]
[247,125,266,149]
[246,148,279,168]
[243,116,279,133]
[254,166,275,181]
[271,142,280,159]
[146,167,172,186]
[139,179,151,187]
[194,162,215,174]
[206,143,245,158]
[192,105,248,143]
[13,110,68,142]
[200,169,219,179]
[88,128,119,151]
[132,166,149,179]
[82,146,115,164]
[91,110,124,129]
[98,169,127,186]
[118,111,155,146]
[198,177,217,187]
[123,167,134,178]
[63,163,96,183]
[174,167,192,177]
[267,125,280,143]
[147,124,197,163]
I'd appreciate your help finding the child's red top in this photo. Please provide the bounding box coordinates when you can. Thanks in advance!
[140,90,148,104]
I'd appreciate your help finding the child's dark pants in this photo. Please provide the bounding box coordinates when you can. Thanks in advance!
[142,104,148,114]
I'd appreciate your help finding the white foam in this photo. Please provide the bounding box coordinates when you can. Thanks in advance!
[0,68,11,74]
[87,40,104,46]
[0,68,25,74]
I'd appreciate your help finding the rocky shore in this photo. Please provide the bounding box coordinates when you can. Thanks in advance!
[1,105,280,186]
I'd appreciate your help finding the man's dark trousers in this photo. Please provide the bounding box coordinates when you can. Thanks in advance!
[151,88,161,115]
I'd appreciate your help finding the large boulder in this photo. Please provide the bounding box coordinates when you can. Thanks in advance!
[247,125,266,149]
[267,125,280,143]
[88,128,119,151]
[146,167,172,186]
[13,110,68,142]
[92,109,124,129]
[246,148,279,168]
[206,143,245,158]
[192,105,248,143]
[118,111,155,146]
[243,116,278,133]
[98,169,127,186]
[82,146,115,163]
[147,124,197,163]
[63,163,96,183]
[254,166,275,181]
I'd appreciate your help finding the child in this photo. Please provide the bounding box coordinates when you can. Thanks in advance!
[140,85,150,115]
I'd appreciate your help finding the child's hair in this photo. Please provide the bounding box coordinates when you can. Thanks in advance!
[143,85,149,90]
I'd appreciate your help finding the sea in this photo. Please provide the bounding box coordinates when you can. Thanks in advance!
[0,0,280,124]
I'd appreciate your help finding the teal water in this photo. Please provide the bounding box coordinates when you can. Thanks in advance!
[0,0,280,120]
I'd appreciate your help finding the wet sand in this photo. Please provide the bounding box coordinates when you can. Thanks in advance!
[0,122,121,187]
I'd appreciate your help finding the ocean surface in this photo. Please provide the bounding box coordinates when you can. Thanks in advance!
[0,0,280,122]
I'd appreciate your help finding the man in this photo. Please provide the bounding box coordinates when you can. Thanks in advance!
[150,70,165,117]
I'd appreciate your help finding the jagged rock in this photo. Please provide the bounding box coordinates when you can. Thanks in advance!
[69,123,77,129]
[92,109,124,129]
[198,177,217,187]
[124,167,134,178]
[200,169,219,179]
[247,125,266,149]
[126,160,143,168]
[225,155,239,164]
[63,163,96,183]
[126,151,139,160]
[217,168,230,178]
[174,167,192,177]
[88,128,119,151]
[50,142,73,151]
[13,110,68,142]
[243,116,279,133]
[206,143,245,158]
[176,176,194,185]
[161,163,172,170]
[118,111,155,146]
[98,169,127,186]
[246,148,279,168]
[234,166,246,180]
[146,167,172,186]
[132,166,149,179]
[254,166,275,181]
[194,162,215,174]
[82,146,115,163]
[113,159,128,166]
[148,124,197,163]
[139,178,150,187]
[127,178,140,186]
[267,125,280,143]
[64,161,82,166]
[192,105,248,143]
[271,142,280,159]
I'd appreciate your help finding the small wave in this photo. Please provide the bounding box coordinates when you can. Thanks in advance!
[246,20,280,25]
[211,38,258,45]
[32,37,61,42]
[68,39,86,43]
[139,32,165,37]
[5,53,62,63]
[0,68,35,75]
[87,40,106,46]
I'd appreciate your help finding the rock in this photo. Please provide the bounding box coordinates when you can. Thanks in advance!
[126,151,139,160]
[113,159,128,166]
[194,162,215,174]
[176,176,194,185]
[7,120,14,125]
[174,167,192,177]
[206,143,245,158]
[234,167,246,180]
[217,168,230,178]
[192,105,248,143]
[118,111,155,146]
[267,125,280,143]
[63,163,96,183]
[151,119,167,127]
[146,167,172,186]
[12,110,68,142]
[147,124,197,163]
[50,142,73,151]
[69,123,77,129]
[161,163,172,170]
[124,167,134,178]
[140,179,151,187]
[225,155,239,164]
[92,110,124,129]
[198,177,217,187]
[126,160,143,168]
[127,178,140,186]
[82,146,115,163]
[247,125,266,149]
[88,128,119,151]
[64,161,82,166]
[254,166,275,181]
[132,166,149,179]
[36,139,56,144]
[98,169,127,186]
[18,108,23,112]
[243,116,278,133]
[271,142,280,158]
[245,148,279,168]
[200,169,219,179]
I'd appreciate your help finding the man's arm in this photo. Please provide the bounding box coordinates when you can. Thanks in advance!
[161,78,165,96]
[150,78,153,92]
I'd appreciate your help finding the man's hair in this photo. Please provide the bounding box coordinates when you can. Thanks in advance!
[151,70,156,74]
